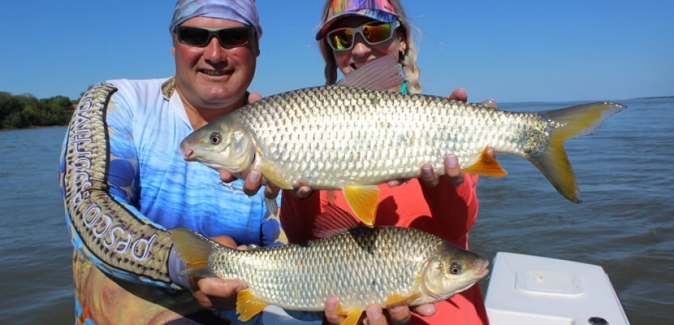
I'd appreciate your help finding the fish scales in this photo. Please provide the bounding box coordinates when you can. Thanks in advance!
[207,227,447,311]
[234,85,543,188]
[181,55,626,213]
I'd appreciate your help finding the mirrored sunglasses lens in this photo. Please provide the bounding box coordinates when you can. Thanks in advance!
[328,29,354,50]
[362,23,392,44]
[217,28,252,48]
[178,27,210,46]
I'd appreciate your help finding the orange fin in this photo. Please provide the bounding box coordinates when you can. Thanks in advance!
[236,289,269,321]
[168,228,218,277]
[462,147,507,177]
[532,102,627,203]
[336,305,363,325]
[313,204,361,238]
[342,185,380,227]
[260,162,293,189]
[384,293,420,307]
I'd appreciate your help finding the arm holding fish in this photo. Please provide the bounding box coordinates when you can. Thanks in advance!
[60,83,179,289]
[61,83,251,314]
[414,92,497,246]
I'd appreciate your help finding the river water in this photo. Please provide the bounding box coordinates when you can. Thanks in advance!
[0,98,672,324]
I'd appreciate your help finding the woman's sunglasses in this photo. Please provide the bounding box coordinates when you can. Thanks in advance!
[176,26,255,49]
[326,21,400,51]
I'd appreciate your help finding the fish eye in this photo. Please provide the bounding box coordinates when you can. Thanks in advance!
[209,132,222,145]
[449,262,462,274]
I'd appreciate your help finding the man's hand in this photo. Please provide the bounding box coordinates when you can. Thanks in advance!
[188,236,247,311]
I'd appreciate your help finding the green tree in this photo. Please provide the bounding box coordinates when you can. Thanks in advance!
[41,95,75,125]
[0,91,23,124]
[15,94,41,127]
[2,112,23,129]
[1,91,76,128]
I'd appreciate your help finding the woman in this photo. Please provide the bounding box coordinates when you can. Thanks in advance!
[280,1,491,324]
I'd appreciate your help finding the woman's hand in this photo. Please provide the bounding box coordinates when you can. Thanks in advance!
[324,297,436,325]
[388,88,497,188]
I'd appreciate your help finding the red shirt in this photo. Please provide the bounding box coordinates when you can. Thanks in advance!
[280,174,489,325]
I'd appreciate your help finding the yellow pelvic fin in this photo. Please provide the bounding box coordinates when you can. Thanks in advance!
[533,102,626,203]
[168,228,218,277]
[462,147,507,177]
[260,163,293,189]
[236,289,269,321]
[384,293,419,307]
[336,305,363,325]
[342,185,380,227]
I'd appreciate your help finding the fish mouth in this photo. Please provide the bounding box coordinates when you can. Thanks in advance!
[474,259,490,277]
[180,141,195,161]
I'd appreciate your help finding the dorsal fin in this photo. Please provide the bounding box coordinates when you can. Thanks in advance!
[336,55,404,91]
[313,204,362,238]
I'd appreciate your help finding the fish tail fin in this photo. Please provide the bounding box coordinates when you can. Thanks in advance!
[169,227,220,277]
[543,101,626,140]
[528,139,580,202]
[533,102,627,203]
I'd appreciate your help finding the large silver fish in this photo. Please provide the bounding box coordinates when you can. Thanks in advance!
[180,56,626,225]
[170,222,489,324]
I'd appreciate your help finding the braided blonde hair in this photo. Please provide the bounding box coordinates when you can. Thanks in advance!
[318,0,422,94]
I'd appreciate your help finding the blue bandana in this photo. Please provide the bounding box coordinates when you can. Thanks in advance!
[169,0,262,39]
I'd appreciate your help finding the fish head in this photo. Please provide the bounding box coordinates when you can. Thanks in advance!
[180,116,255,174]
[419,243,490,301]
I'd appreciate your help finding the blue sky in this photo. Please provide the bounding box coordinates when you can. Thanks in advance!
[1,0,672,103]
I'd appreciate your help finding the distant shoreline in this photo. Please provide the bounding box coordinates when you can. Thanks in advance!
[632,95,674,100]
[0,125,66,131]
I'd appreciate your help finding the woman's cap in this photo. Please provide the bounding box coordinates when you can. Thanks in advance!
[316,0,398,40]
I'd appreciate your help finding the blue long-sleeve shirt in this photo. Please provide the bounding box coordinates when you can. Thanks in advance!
[60,78,285,324]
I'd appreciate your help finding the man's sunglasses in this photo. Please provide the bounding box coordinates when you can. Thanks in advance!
[176,26,255,48]
[326,21,400,51]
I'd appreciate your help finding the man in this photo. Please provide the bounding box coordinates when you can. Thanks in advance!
[60,1,280,324]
